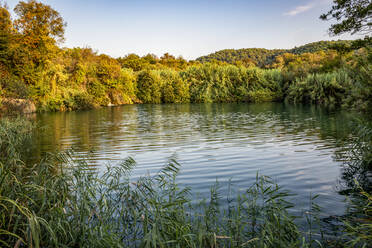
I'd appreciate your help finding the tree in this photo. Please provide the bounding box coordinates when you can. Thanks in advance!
[12,0,65,63]
[136,70,162,103]
[320,0,372,35]
[14,0,65,43]
[0,2,11,33]
[10,0,66,84]
[118,54,144,71]
[0,3,12,78]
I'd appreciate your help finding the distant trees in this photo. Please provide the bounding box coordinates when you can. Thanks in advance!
[117,53,192,71]
[196,41,354,68]
[271,50,347,80]
[160,70,190,103]
[136,70,162,104]
[320,0,372,35]
[196,48,285,68]
[117,54,145,71]
[0,3,11,32]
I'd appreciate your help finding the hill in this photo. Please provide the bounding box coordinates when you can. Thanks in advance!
[196,40,353,67]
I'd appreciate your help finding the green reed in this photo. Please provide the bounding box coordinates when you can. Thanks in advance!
[0,117,371,247]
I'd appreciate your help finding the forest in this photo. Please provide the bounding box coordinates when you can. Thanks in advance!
[0,1,371,114]
[196,40,354,66]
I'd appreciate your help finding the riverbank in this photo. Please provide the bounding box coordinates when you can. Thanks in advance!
[1,65,371,116]
[0,98,36,115]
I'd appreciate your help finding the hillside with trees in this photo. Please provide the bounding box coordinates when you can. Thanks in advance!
[196,40,354,67]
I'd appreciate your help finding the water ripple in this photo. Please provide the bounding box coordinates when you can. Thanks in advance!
[34,102,357,219]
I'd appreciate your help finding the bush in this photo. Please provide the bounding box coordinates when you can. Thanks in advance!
[136,70,162,104]
[118,68,137,103]
[342,48,372,112]
[39,96,64,112]
[0,76,30,99]
[87,78,110,106]
[184,64,281,103]
[286,70,349,106]
[72,92,96,110]
[247,89,279,102]
[160,69,190,103]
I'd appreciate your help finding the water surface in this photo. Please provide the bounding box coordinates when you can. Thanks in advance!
[34,103,356,218]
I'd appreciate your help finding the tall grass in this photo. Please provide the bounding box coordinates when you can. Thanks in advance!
[182,64,283,103]
[1,118,371,247]
[338,121,372,192]
[330,120,372,247]
[286,70,350,106]
[0,118,316,247]
[343,184,372,247]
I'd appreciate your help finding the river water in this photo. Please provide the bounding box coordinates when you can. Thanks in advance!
[33,102,357,219]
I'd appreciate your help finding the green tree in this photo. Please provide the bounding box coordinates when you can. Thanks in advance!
[160,70,190,103]
[0,3,12,68]
[320,0,372,35]
[14,0,65,44]
[0,2,11,32]
[11,0,66,83]
[136,70,162,103]
[118,54,145,71]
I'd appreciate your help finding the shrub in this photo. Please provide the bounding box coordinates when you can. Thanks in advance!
[160,69,190,103]
[119,68,137,103]
[247,89,279,102]
[136,70,162,104]
[286,71,349,106]
[72,92,96,110]
[342,48,372,112]
[87,78,110,106]
[0,76,30,99]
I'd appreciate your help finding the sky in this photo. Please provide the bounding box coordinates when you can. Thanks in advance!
[5,0,363,60]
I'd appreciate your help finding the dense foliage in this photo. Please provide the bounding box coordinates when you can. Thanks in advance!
[196,40,354,67]
[196,48,286,67]
[0,1,370,115]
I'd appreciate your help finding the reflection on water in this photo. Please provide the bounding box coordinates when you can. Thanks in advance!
[33,102,358,218]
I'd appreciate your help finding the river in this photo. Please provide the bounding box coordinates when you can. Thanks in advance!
[33,102,358,220]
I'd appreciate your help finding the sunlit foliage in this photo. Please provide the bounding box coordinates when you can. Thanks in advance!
[0,0,370,114]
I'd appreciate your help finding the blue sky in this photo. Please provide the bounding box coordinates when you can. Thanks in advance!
[5,0,363,59]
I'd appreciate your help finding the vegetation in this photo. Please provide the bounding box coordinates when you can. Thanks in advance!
[0,118,305,247]
[0,1,370,114]
[1,116,371,247]
[196,48,286,67]
[343,187,372,247]
[196,40,354,67]
[320,0,372,35]
[0,0,371,247]
[183,64,283,103]
[337,120,372,193]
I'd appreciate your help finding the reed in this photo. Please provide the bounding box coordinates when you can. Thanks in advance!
[1,118,371,247]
